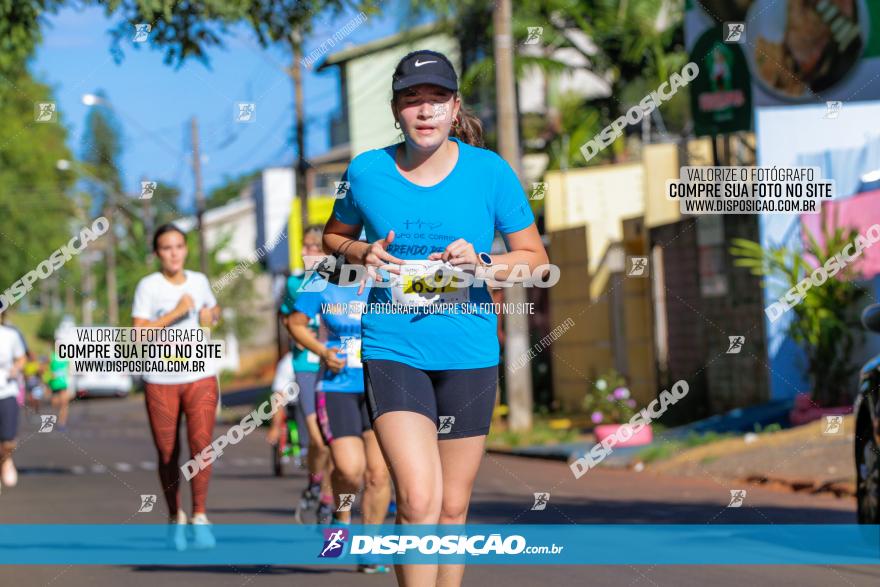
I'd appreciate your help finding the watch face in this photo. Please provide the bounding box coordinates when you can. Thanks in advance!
[479,252,492,265]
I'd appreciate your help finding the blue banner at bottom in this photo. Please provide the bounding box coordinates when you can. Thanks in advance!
[0,525,877,565]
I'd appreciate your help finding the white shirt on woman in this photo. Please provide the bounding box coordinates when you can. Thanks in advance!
[131,270,218,385]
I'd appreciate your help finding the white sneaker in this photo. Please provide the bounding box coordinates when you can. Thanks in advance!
[167,510,187,551]
[2,459,18,488]
[190,513,216,549]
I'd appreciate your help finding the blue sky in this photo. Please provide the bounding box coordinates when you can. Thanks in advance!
[32,3,423,211]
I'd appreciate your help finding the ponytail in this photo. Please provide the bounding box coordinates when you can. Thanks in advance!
[451,105,484,148]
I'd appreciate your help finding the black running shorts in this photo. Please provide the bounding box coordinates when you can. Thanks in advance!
[316,391,371,444]
[363,359,499,439]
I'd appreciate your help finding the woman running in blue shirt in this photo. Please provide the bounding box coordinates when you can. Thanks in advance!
[322,50,549,587]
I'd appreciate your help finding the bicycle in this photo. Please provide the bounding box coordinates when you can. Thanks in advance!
[270,410,301,477]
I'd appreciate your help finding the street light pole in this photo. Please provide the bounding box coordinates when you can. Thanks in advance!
[494,0,533,432]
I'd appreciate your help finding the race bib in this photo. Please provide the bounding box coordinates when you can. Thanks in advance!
[391,261,470,307]
[344,338,362,369]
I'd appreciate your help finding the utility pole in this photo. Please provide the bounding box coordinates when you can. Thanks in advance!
[494,0,533,432]
[290,29,310,239]
[191,117,209,276]
[82,251,96,326]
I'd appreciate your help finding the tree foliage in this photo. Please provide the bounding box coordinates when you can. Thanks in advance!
[406,0,687,168]
[0,0,65,79]
[93,0,381,65]
[207,170,261,210]
[0,71,75,296]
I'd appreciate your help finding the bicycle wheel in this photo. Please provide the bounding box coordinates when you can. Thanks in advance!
[271,441,284,477]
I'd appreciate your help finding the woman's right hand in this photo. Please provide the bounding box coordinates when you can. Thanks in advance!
[174,293,195,316]
[358,230,404,295]
[321,347,346,373]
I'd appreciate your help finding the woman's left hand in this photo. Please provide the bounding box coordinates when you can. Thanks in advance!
[199,306,216,327]
[428,238,479,271]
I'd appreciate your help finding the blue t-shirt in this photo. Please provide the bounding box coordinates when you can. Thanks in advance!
[293,276,367,393]
[280,273,321,373]
[331,137,534,370]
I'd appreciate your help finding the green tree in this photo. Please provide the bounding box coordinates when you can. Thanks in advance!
[207,170,260,210]
[0,1,65,80]
[80,90,124,212]
[407,0,687,168]
[0,71,75,302]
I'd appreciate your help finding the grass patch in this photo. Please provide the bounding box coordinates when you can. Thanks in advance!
[488,418,580,448]
[636,431,732,464]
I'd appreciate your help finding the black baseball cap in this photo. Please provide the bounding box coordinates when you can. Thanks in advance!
[392,50,458,92]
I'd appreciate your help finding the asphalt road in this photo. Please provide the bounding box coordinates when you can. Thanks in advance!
[1,393,877,586]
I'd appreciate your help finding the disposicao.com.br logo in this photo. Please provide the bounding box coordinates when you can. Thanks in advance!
[340,533,563,557]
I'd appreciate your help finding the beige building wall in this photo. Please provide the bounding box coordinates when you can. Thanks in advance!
[545,144,700,411]
[545,163,645,279]
[548,226,607,411]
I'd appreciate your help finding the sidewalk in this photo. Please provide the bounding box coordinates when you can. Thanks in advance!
[646,416,855,497]
[490,398,796,465]
[489,400,856,498]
